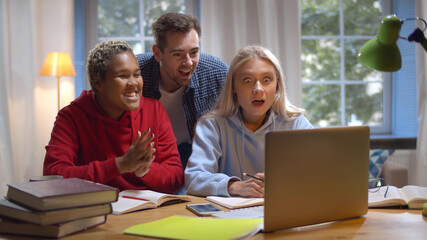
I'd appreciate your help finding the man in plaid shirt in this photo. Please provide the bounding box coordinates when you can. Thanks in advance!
[137,13,228,171]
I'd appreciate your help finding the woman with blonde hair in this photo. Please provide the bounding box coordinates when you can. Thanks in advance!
[185,45,312,197]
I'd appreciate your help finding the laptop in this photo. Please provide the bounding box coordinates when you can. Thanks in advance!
[263,126,370,232]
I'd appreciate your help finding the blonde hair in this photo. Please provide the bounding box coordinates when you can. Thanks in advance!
[206,45,306,120]
[87,40,134,94]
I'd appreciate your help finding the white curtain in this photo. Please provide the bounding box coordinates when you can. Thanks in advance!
[200,0,302,106]
[0,0,75,197]
[415,0,427,186]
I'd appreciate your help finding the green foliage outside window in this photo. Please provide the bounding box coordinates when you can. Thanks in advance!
[98,0,185,53]
[97,0,387,129]
[98,0,141,38]
[301,0,385,127]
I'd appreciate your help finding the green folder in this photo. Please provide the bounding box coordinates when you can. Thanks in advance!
[124,215,263,240]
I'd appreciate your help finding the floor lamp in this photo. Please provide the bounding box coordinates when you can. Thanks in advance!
[40,52,76,111]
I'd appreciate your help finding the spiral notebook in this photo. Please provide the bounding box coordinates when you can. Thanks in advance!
[212,206,264,219]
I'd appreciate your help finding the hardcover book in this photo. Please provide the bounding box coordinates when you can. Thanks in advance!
[0,198,111,225]
[6,178,118,211]
[0,215,106,238]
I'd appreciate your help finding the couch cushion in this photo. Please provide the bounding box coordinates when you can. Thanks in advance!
[369,149,395,179]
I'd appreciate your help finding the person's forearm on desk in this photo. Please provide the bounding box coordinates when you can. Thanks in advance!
[227,174,264,198]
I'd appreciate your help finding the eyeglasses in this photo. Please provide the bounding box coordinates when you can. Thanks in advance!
[368,178,389,198]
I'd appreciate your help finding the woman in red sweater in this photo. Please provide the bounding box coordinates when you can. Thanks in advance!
[43,40,184,193]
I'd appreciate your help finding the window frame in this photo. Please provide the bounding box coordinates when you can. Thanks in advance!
[300,0,393,135]
[74,0,200,97]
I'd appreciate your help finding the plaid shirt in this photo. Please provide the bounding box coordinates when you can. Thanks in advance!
[137,52,228,139]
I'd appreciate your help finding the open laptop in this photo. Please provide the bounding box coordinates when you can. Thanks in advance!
[263,126,370,232]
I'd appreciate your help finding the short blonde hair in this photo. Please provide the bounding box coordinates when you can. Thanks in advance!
[207,45,306,120]
[87,40,134,94]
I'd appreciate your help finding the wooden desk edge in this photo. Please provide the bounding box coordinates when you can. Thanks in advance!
[0,195,426,240]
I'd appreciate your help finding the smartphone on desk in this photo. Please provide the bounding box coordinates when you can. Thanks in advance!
[186,203,224,216]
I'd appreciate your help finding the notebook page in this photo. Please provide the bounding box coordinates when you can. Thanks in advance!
[206,196,263,209]
[212,206,264,219]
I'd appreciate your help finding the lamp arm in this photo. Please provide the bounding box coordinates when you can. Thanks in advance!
[408,28,427,52]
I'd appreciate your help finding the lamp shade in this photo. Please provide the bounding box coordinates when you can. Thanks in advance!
[40,52,76,77]
[358,15,402,72]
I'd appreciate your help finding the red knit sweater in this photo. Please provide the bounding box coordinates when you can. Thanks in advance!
[43,90,184,193]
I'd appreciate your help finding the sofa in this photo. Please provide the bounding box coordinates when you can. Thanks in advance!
[370,138,416,188]
[380,161,408,188]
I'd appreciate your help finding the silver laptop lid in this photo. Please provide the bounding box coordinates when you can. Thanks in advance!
[264,126,369,232]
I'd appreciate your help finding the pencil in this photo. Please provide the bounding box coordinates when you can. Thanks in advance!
[122,195,150,201]
[243,173,264,182]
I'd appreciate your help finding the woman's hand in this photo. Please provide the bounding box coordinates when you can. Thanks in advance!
[228,173,264,198]
[116,128,156,177]
[133,153,155,177]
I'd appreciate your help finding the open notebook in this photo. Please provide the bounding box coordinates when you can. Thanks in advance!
[214,126,370,232]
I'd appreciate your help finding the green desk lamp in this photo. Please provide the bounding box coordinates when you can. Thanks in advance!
[358,14,427,72]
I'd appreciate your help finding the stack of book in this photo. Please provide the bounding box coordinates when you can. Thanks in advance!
[0,178,119,238]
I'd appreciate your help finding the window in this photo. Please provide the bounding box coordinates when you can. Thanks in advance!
[301,0,391,134]
[74,0,199,97]
[97,0,187,54]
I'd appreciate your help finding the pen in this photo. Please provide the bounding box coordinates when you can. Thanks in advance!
[243,173,264,182]
[122,195,150,201]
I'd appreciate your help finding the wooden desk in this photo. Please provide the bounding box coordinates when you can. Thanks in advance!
[0,195,426,240]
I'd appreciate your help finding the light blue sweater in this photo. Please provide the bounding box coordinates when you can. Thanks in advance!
[185,110,313,197]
